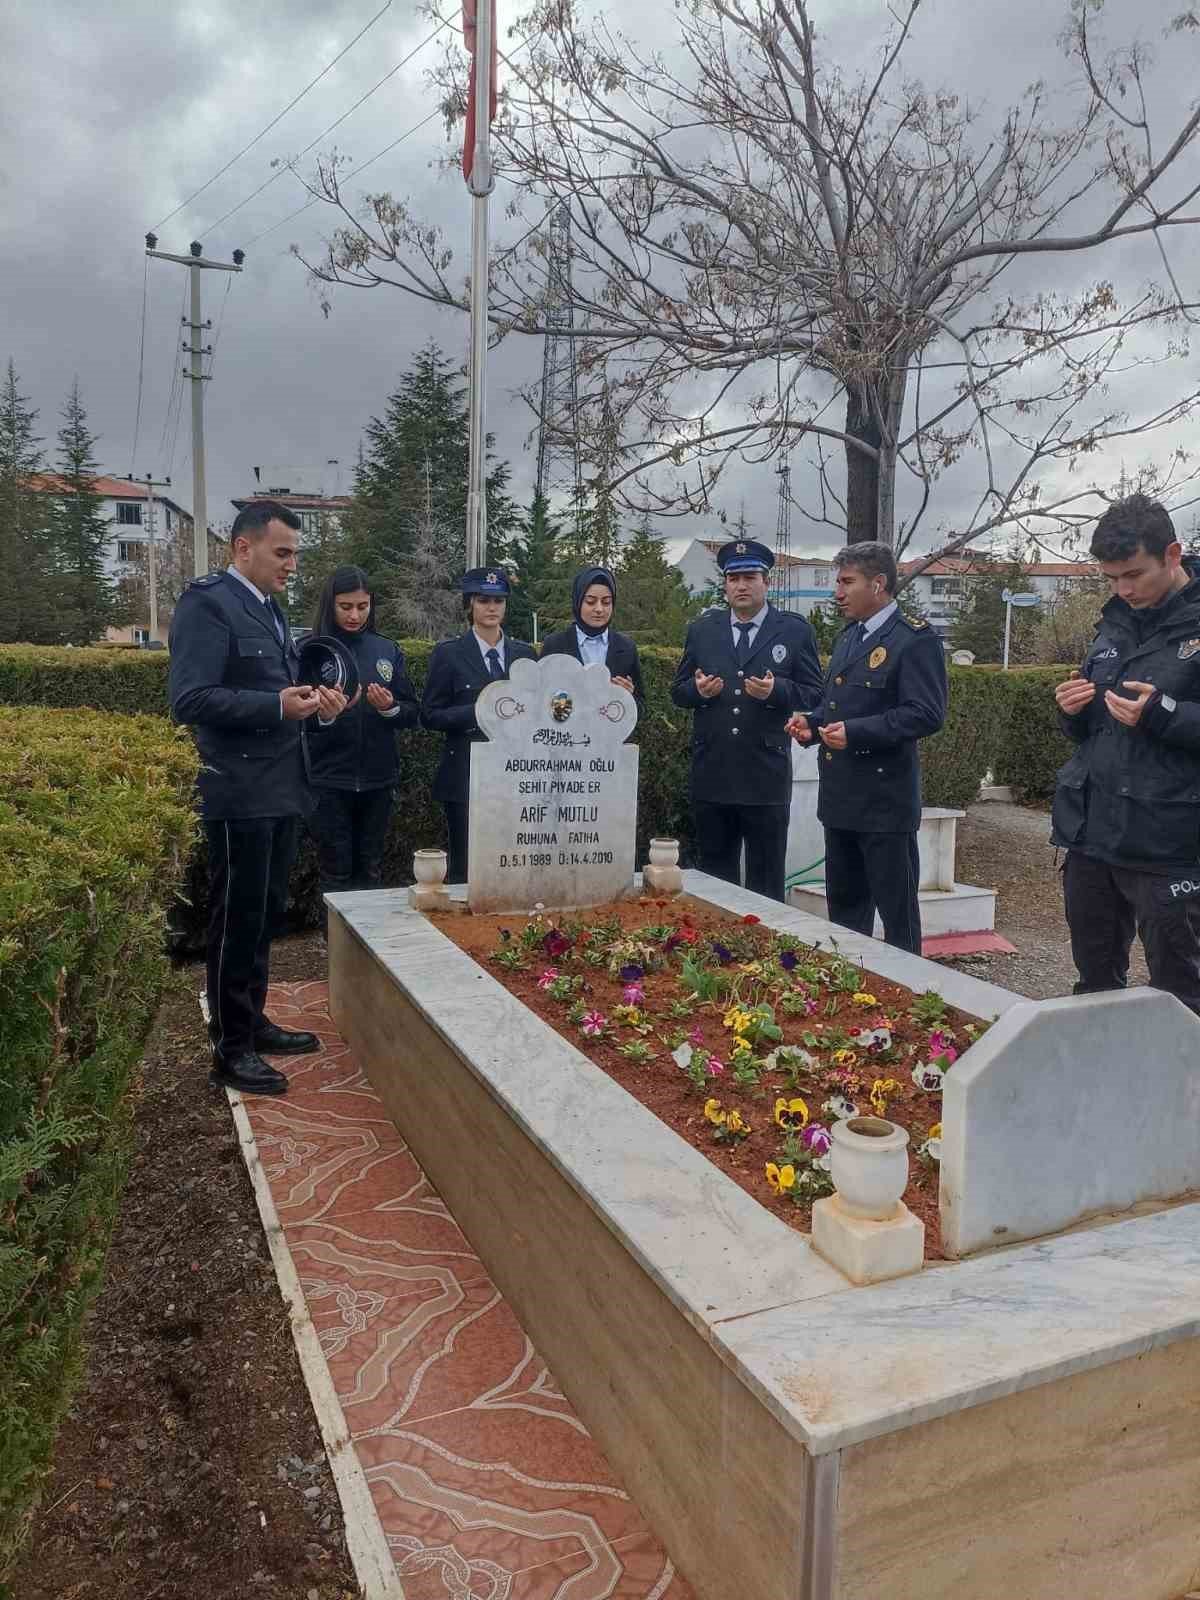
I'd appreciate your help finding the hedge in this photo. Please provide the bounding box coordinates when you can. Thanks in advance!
[0,644,1072,944]
[0,708,197,1574]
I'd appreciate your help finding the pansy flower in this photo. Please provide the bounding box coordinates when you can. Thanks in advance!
[911,1060,944,1093]
[706,1055,726,1077]
[619,963,645,982]
[765,1162,797,1195]
[536,967,560,991]
[742,914,761,925]
[622,982,646,1005]
[687,1024,705,1048]
[802,1123,832,1156]
[543,928,572,958]
[725,1109,750,1136]
[831,1047,859,1068]
[703,1097,727,1126]
[918,1121,943,1161]
[869,1077,901,1116]
[779,949,799,972]
[580,1010,607,1037]
[928,1029,959,1067]
[711,942,734,965]
[773,1096,809,1131]
[851,991,878,1007]
[822,1094,858,1121]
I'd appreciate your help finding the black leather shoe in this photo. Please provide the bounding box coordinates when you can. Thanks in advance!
[209,1051,289,1096]
[253,1023,320,1055]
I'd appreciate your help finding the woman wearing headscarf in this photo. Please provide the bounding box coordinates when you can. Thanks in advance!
[421,566,537,883]
[538,565,645,709]
[306,565,419,914]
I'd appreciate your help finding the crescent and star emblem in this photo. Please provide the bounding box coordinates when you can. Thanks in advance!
[494,696,525,719]
[598,700,627,722]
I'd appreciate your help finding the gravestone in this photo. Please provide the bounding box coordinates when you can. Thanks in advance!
[468,654,639,913]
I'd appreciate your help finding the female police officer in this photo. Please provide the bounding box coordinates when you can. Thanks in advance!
[539,564,645,709]
[420,567,537,883]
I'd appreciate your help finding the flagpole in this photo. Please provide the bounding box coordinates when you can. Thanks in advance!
[465,0,495,571]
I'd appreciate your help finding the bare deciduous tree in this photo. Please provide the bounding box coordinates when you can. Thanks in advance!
[298,0,1200,568]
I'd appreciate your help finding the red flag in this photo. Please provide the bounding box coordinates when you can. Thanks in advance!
[462,0,498,188]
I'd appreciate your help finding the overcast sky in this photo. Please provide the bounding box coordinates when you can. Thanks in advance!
[2,0,1197,557]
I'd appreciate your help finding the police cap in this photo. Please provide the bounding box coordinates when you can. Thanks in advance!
[717,539,774,575]
[461,566,511,597]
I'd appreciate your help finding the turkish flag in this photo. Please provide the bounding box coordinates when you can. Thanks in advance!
[462,0,498,189]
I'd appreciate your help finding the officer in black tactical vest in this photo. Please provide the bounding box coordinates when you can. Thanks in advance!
[169,500,353,1096]
[787,541,947,954]
[1052,493,1200,1015]
[671,539,823,901]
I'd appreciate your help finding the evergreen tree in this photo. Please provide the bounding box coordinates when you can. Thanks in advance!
[0,360,58,643]
[615,515,700,646]
[502,492,568,642]
[947,547,1037,664]
[805,602,844,654]
[46,382,122,643]
[339,342,517,596]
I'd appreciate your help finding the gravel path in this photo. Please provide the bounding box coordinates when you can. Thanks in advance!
[945,800,1149,999]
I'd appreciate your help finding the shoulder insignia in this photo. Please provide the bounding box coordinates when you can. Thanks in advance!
[189,572,223,588]
[909,616,928,629]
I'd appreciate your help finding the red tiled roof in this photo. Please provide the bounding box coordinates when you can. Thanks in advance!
[26,473,192,515]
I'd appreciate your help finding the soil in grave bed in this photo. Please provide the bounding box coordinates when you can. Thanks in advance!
[431,896,987,1261]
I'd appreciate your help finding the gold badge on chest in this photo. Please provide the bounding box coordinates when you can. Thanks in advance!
[869,646,887,669]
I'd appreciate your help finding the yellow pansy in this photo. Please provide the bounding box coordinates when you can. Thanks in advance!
[726,1109,750,1135]
[704,1098,727,1126]
[773,1096,809,1130]
[738,961,763,976]
[832,1048,859,1067]
[722,1005,753,1035]
[869,1077,901,1116]
[928,1121,942,1140]
[765,1162,797,1194]
[851,992,878,1007]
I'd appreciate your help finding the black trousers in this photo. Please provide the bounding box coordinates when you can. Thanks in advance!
[204,816,297,1063]
[1063,850,1200,1016]
[823,827,922,954]
[692,801,790,903]
[443,801,469,885]
[309,786,395,913]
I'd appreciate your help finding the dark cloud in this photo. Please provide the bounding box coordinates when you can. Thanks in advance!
[1,0,1196,552]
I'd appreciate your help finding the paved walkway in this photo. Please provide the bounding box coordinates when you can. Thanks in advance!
[238,980,690,1600]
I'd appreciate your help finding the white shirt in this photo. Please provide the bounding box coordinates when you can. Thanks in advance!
[859,599,898,640]
[575,624,609,667]
[730,602,770,654]
[474,630,506,672]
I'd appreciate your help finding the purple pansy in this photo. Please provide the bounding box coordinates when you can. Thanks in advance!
[542,928,571,958]
[779,949,799,972]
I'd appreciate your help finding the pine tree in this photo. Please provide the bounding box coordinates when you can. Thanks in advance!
[947,547,1037,664]
[47,381,122,643]
[502,492,568,641]
[0,360,59,643]
[339,342,517,590]
[615,514,699,646]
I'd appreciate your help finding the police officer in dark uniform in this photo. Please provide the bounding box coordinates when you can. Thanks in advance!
[420,567,537,883]
[169,500,351,1096]
[670,539,822,901]
[1052,494,1200,1015]
[787,541,947,954]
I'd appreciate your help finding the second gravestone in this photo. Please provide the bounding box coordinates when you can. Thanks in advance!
[468,654,639,913]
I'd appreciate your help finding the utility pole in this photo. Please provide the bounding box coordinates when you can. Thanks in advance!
[137,473,172,639]
[144,234,243,577]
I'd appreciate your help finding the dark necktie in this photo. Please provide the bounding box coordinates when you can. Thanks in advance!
[735,622,754,668]
[486,647,504,682]
[266,598,285,645]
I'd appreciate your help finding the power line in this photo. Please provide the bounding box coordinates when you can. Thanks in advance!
[200,14,457,238]
[152,0,395,231]
[209,277,234,369]
[128,252,150,477]
[157,278,188,471]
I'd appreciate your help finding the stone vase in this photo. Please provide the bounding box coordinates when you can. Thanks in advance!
[829,1116,910,1221]
[413,848,448,886]
[648,838,679,869]
[643,838,683,896]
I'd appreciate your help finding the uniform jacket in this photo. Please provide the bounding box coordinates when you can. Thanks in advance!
[306,629,419,792]
[1052,571,1200,870]
[810,610,948,834]
[538,624,646,711]
[168,569,310,821]
[670,605,823,807]
[420,630,538,805]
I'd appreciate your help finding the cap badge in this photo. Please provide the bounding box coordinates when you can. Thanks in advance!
[736,542,747,554]
[486,571,498,584]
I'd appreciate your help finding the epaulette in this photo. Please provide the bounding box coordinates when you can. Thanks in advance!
[187,572,224,588]
[900,614,929,630]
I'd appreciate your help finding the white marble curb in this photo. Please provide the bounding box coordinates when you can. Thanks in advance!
[226,1086,405,1600]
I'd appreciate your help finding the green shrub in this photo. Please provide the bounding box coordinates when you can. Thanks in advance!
[0,709,197,1574]
[990,666,1074,802]
[0,645,171,716]
[921,666,1010,811]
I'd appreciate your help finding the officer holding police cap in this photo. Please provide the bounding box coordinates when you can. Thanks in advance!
[169,500,352,1096]
[671,538,822,901]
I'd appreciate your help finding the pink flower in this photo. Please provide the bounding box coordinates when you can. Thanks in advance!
[537,968,560,991]
[580,1010,607,1037]
[622,982,645,1005]
[802,1123,832,1156]
[687,1025,705,1048]
[928,1030,957,1062]
[706,1056,726,1077]
[804,996,818,1017]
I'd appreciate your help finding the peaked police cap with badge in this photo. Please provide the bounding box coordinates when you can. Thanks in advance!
[717,538,774,575]
[461,566,511,597]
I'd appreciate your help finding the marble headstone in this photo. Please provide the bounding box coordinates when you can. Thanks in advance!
[940,987,1200,1257]
[468,654,639,913]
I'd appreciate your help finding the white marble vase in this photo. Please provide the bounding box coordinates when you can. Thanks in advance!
[413,848,448,886]
[829,1116,910,1220]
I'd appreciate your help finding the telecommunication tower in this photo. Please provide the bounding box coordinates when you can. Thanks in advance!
[534,205,582,512]
[771,457,793,610]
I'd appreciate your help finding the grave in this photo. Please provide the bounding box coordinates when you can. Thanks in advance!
[466,653,639,913]
[328,862,1200,1600]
